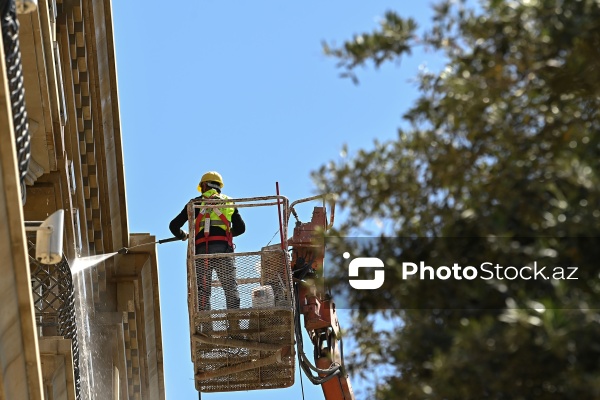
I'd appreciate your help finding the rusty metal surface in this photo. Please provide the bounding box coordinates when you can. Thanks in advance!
[185,196,296,392]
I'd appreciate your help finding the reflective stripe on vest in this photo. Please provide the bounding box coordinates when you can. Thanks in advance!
[194,189,234,245]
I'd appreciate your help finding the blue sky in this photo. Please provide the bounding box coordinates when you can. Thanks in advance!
[112,2,443,399]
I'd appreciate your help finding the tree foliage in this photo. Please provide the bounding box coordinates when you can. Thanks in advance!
[315,1,600,399]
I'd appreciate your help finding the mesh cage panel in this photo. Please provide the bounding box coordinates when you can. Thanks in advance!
[185,196,296,392]
[193,309,295,392]
[193,250,293,313]
[189,250,296,391]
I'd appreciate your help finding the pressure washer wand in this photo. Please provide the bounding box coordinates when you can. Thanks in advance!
[117,235,186,254]
[157,236,185,245]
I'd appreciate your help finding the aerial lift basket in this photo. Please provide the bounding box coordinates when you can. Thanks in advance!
[186,196,296,392]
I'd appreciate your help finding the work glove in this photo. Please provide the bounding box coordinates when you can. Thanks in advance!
[177,230,188,241]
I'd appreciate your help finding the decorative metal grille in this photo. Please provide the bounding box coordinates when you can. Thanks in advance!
[1,0,31,203]
[29,240,81,400]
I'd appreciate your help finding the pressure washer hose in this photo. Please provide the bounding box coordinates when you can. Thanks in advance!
[117,236,185,254]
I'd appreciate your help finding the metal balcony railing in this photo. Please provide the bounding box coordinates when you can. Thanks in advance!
[28,240,81,400]
[1,0,31,203]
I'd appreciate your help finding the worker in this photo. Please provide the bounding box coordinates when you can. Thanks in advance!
[169,171,246,312]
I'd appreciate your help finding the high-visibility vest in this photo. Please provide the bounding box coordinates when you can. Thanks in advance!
[194,189,234,246]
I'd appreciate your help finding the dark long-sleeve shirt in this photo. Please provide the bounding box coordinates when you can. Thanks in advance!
[169,203,245,240]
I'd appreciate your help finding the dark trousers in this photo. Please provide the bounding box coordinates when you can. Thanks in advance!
[196,242,240,311]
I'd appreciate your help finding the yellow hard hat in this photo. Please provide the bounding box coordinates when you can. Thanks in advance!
[198,171,224,192]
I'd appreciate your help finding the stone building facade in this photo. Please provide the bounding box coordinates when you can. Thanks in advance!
[0,0,165,399]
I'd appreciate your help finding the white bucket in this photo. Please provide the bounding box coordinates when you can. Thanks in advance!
[252,285,275,308]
